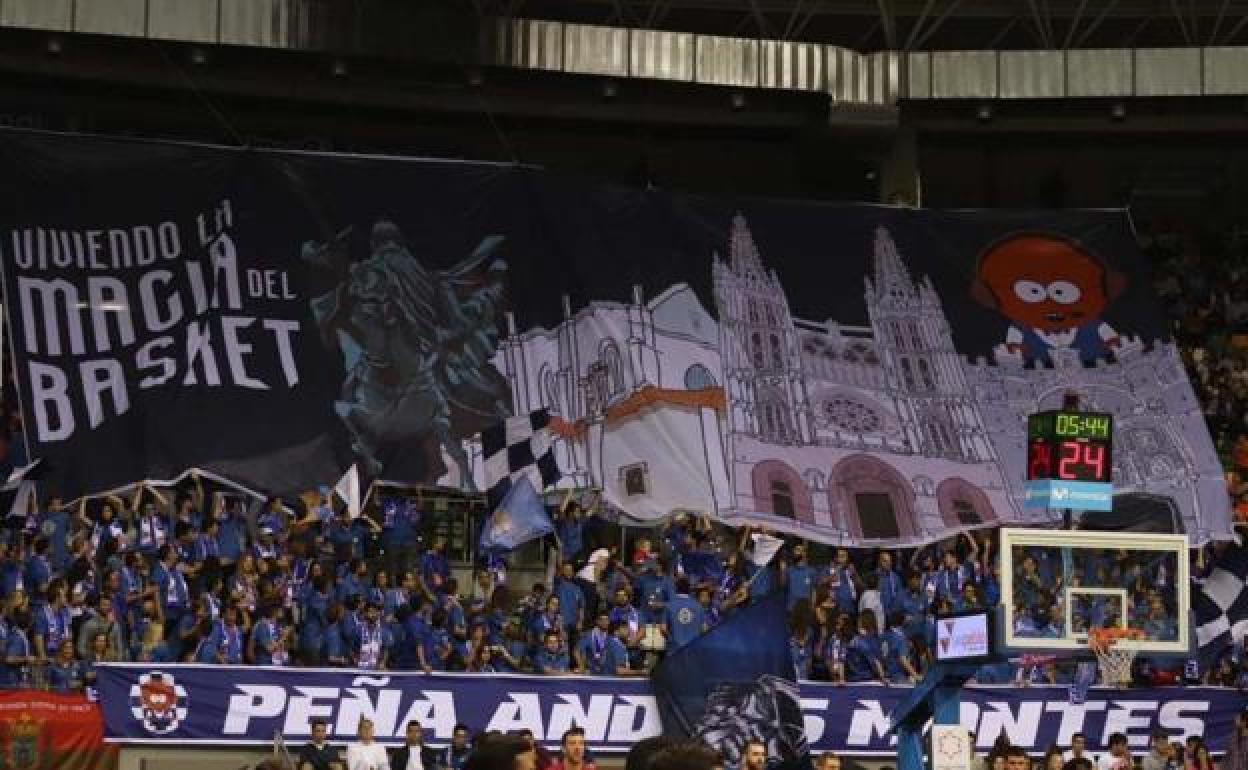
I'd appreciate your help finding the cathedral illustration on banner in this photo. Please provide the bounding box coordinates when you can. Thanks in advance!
[448,215,1226,544]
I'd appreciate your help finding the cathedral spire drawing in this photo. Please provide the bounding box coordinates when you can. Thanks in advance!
[728,212,767,280]
[868,225,916,306]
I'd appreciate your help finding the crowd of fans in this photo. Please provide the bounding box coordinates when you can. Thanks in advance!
[2,460,1246,696]
[1142,229,1248,520]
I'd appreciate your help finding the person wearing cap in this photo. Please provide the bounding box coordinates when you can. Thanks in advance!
[256,497,288,538]
[253,526,279,561]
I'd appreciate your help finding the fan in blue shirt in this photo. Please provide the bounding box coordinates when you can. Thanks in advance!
[534,631,570,674]
[845,611,888,683]
[575,613,632,676]
[384,573,416,621]
[299,578,331,665]
[664,578,705,651]
[783,545,816,610]
[152,546,190,626]
[556,502,586,562]
[36,501,70,575]
[335,560,369,605]
[790,626,814,679]
[882,613,919,683]
[250,604,288,665]
[934,550,967,604]
[215,503,246,565]
[380,495,419,572]
[876,552,904,614]
[553,563,586,634]
[47,645,82,693]
[24,539,52,597]
[216,607,247,664]
[420,608,453,672]
[634,562,673,624]
[2,611,33,688]
[420,537,451,595]
[324,616,348,667]
[823,549,859,613]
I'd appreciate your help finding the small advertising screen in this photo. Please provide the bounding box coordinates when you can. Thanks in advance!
[934,611,992,662]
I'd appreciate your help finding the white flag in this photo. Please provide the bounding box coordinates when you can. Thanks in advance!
[6,481,35,522]
[750,532,785,567]
[334,464,361,518]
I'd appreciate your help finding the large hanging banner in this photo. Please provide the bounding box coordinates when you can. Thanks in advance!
[95,663,1239,755]
[0,690,118,770]
[0,130,1229,544]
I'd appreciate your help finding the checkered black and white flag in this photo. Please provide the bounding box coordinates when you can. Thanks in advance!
[482,409,562,511]
[1193,533,1248,662]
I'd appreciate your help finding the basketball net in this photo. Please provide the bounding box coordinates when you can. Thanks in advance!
[1088,627,1144,687]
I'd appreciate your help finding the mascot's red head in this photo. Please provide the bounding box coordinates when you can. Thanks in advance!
[140,677,177,717]
[971,233,1126,333]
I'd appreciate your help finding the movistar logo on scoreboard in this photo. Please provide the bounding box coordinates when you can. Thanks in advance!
[1024,479,1113,511]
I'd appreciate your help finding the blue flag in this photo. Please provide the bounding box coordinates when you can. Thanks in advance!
[680,552,724,585]
[479,476,554,552]
[651,592,809,769]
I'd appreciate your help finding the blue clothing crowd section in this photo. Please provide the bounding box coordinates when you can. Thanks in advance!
[3,474,1247,698]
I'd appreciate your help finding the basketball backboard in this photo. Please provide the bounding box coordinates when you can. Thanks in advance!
[998,527,1190,656]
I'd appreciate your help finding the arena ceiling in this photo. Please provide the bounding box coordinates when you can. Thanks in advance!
[473,0,1248,50]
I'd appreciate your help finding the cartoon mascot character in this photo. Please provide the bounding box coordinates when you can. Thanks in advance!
[970,232,1128,365]
[138,674,180,732]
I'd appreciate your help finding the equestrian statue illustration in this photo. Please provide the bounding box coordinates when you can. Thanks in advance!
[301,220,511,488]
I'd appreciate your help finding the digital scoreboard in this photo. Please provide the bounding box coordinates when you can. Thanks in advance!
[1023,410,1114,511]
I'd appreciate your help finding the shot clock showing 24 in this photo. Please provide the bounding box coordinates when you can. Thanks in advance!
[1024,410,1114,511]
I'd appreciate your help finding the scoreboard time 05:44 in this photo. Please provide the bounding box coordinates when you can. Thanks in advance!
[1026,410,1113,484]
